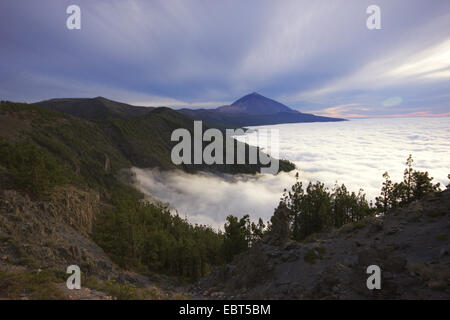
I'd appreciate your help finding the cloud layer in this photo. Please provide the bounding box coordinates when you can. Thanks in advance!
[237,117,450,200]
[133,117,450,228]
[131,167,297,229]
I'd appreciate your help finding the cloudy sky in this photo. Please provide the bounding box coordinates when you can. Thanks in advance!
[1,0,449,118]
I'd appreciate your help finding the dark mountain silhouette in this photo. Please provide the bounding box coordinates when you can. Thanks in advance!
[217,92,294,114]
[34,97,154,120]
[178,92,346,127]
[34,93,345,127]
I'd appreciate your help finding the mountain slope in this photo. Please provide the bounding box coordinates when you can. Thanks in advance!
[179,92,346,127]
[0,101,294,184]
[194,189,450,299]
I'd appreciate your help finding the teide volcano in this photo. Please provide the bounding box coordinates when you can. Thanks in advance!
[178,92,346,128]
[216,92,295,114]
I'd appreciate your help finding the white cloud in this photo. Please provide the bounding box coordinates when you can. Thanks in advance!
[291,37,450,103]
[386,39,450,80]
[132,118,450,229]
[131,167,298,230]
[237,2,335,79]
[237,118,450,201]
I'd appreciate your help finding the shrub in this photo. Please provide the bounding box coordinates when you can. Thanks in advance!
[304,247,326,264]
[0,270,65,300]
[0,137,72,195]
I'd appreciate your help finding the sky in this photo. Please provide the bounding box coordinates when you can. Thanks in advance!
[1,0,449,118]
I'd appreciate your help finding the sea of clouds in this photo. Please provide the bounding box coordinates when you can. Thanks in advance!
[131,167,297,230]
[132,117,450,229]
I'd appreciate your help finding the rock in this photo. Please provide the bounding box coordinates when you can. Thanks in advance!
[118,271,150,287]
[211,291,224,297]
[386,226,400,235]
[357,249,378,266]
[281,251,299,262]
[384,272,394,280]
[282,241,299,251]
[439,247,448,259]
[383,256,407,273]
[266,248,282,258]
[428,280,447,291]
[22,222,32,231]
[104,153,111,172]
[366,217,383,233]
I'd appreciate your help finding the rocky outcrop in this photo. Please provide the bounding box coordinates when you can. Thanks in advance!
[193,190,450,299]
[49,186,105,236]
[0,185,193,300]
[0,187,118,279]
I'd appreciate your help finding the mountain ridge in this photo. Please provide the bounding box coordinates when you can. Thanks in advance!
[33,97,154,120]
[33,93,346,127]
[178,92,346,127]
[1,101,294,178]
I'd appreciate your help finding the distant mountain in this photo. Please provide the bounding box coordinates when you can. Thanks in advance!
[33,97,154,120]
[34,93,345,128]
[178,92,345,127]
[217,92,294,114]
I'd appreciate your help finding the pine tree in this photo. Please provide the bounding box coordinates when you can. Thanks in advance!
[375,171,393,215]
[403,154,414,203]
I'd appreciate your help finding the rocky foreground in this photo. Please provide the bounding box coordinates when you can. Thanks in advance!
[0,186,188,299]
[1,182,449,299]
[193,190,450,299]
